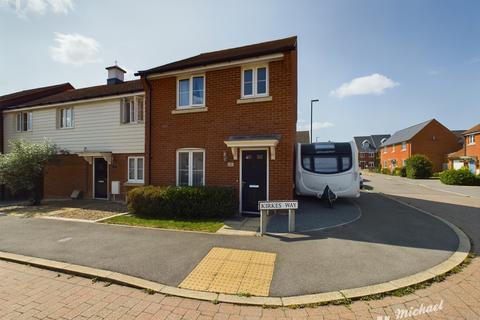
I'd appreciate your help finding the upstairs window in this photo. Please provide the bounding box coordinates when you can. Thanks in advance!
[128,157,144,183]
[121,96,144,124]
[58,107,74,129]
[242,66,268,98]
[401,141,407,151]
[467,135,475,145]
[16,112,32,132]
[177,75,205,108]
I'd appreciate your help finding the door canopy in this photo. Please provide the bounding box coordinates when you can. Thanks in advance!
[224,134,281,160]
[77,151,113,165]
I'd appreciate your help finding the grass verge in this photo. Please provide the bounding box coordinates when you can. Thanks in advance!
[101,214,224,233]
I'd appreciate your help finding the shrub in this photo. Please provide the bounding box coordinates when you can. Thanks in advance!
[0,140,58,205]
[381,168,391,175]
[405,155,433,179]
[128,185,237,219]
[439,168,480,186]
[392,167,407,177]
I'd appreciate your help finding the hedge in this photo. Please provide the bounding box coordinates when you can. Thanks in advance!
[127,186,237,219]
[392,167,406,177]
[439,168,480,186]
[405,155,433,179]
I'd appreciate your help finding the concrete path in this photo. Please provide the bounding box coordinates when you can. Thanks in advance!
[1,257,479,319]
[0,192,459,297]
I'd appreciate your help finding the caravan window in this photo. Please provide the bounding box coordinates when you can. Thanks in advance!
[313,157,338,173]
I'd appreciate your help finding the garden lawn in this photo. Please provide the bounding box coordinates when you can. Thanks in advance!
[101,214,224,233]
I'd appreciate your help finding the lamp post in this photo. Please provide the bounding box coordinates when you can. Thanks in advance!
[310,99,319,143]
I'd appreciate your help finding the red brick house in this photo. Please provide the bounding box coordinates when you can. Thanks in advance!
[380,119,462,172]
[354,135,390,169]
[136,37,297,213]
[449,124,480,174]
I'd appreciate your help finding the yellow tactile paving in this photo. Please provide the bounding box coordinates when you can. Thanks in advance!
[179,247,276,296]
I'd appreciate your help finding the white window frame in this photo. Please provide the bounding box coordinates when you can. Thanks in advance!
[383,145,387,153]
[392,144,395,152]
[241,65,269,98]
[176,148,205,187]
[176,75,205,109]
[58,107,74,129]
[127,156,144,183]
[16,111,32,132]
[401,141,407,151]
[467,134,475,145]
[122,96,144,124]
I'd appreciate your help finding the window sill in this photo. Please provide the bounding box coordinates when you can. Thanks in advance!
[236,96,272,104]
[124,182,144,187]
[120,122,144,125]
[171,107,208,114]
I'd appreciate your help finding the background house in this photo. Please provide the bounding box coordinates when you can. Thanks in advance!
[458,124,480,174]
[2,66,145,201]
[380,119,462,172]
[354,134,390,169]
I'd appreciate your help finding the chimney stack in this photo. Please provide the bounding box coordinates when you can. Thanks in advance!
[106,64,126,85]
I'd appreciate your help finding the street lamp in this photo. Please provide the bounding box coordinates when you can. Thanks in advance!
[310,99,319,143]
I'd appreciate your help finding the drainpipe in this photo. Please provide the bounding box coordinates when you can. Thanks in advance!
[142,76,152,185]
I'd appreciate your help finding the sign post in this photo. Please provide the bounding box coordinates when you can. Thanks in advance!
[258,200,298,235]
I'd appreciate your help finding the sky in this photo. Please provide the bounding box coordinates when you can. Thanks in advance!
[1,0,479,141]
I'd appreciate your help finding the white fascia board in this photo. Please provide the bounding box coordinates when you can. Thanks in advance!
[3,91,145,113]
[147,53,284,79]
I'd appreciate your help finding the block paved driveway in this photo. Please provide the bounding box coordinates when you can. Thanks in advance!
[0,191,460,296]
[0,257,479,319]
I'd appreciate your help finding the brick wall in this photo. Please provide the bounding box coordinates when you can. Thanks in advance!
[146,50,297,202]
[43,153,143,200]
[358,152,377,168]
[380,143,411,169]
[411,121,461,172]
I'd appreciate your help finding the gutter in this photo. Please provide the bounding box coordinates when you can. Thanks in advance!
[142,77,152,185]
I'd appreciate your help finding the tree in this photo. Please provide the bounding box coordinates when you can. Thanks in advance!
[405,154,433,179]
[0,140,58,205]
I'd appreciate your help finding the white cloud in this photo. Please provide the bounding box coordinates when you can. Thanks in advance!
[330,73,399,98]
[428,69,440,76]
[297,120,334,131]
[1,0,73,16]
[466,57,480,65]
[50,33,100,66]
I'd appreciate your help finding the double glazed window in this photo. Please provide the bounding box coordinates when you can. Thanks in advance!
[177,149,205,186]
[58,107,74,128]
[128,157,144,183]
[178,76,205,108]
[121,96,144,124]
[242,66,268,98]
[16,112,32,132]
[401,142,407,151]
[468,135,475,145]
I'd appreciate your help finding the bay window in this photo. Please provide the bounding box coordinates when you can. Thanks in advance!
[177,149,205,186]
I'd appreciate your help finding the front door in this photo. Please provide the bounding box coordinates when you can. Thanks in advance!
[94,158,108,199]
[241,150,267,213]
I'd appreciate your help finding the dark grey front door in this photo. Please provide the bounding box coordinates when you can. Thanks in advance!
[241,150,267,213]
[94,158,108,199]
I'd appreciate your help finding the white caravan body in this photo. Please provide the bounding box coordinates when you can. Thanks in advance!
[295,142,360,198]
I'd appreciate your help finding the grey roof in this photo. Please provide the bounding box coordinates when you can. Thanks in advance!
[382,119,433,146]
[354,134,390,152]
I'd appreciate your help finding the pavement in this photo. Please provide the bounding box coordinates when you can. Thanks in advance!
[0,192,460,297]
[0,174,479,319]
[0,254,479,319]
